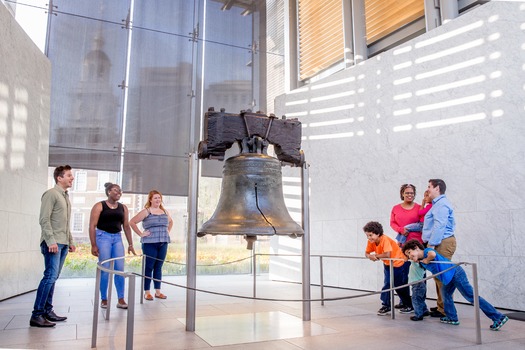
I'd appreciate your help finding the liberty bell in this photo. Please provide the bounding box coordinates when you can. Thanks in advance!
[198,109,304,249]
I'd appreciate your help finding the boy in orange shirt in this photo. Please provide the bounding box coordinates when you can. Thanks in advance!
[364,221,413,315]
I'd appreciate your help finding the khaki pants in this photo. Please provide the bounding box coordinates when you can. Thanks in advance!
[434,236,457,314]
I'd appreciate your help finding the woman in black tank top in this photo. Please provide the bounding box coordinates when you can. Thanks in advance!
[89,183,136,309]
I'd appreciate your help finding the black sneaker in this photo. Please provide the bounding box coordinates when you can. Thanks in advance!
[410,315,424,321]
[400,306,414,314]
[430,310,445,318]
[430,307,438,312]
[394,303,405,309]
[377,306,391,316]
[422,310,430,317]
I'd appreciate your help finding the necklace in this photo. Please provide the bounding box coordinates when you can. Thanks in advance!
[106,201,118,209]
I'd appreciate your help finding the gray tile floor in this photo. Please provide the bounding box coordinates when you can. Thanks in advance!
[0,275,524,349]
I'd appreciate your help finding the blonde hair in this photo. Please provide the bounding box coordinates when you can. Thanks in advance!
[145,190,166,213]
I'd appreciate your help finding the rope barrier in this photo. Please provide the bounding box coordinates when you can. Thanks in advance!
[92,254,483,349]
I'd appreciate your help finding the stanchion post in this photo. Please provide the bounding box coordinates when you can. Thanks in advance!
[253,252,257,298]
[301,162,311,321]
[141,255,146,304]
[319,256,324,306]
[186,152,199,331]
[390,262,395,320]
[471,263,482,344]
[126,274,136,350]
[91,265,102,348]
[106,260,114,320]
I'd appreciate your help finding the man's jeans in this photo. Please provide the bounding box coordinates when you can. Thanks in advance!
[32,242,68,317]
[96,229,125,300]
[411,282,428,317]
[442,266,503,322]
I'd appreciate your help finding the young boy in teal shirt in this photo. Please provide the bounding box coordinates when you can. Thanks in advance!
[402,239,508,330]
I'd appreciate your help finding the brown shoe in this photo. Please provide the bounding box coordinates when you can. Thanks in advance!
[144,293,153,301]
[30,315,56,328]
[100,300,108,309]
[155,293,167,299]
[116,301,128,309]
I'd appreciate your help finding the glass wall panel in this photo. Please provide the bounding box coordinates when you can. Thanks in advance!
[47,0,130,171]
[200,1,253,114]
[198,1,255,178]
[122,0,196,195]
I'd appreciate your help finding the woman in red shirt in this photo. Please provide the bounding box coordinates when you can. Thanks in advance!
[390,184,422,244]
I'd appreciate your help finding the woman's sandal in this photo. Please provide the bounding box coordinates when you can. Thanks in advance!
[155,293,167,299]
[144,293,154,301]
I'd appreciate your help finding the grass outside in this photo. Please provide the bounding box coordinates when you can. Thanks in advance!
[62,242,270,278]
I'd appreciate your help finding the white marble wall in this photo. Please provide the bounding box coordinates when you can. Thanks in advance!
[272,1,525,311]
[0,3,51,300]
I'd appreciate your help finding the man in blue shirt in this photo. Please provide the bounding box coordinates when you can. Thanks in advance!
[422,179,456,318]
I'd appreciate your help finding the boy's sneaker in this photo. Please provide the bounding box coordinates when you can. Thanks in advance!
[399,306,414,314]
[440,316,460,325]
[394,303,405,309]
[490,316,509,331]
[410,315,424,321]
[377,306,391,316]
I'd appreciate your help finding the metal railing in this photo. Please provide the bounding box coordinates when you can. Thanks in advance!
[91,253,484,349]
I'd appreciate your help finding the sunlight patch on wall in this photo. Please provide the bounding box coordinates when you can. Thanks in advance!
[393,61,412,70]
[416,94,485,112]
[415,39,484,64]
[393,45,412,55]
[491,109,504,118]
[415,75,486,96]
[285,99,308,106]
[393,92,412,101]
[393,76,413,85]
[393,124,413,132]
[393,108,412,116]
[415,21,483,49]
[310,90,355,102]
[416,113,486,129]
[415,57,485,80]
[309,118,354,127]
[310,104,355,115]
[309,132,354,140]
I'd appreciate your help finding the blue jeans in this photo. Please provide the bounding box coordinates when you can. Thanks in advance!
[381,261,412,308]
[411,282,428,317]
[32,241,68,316]
[142,242,168,291]
[442,266,503,322]
[96,229,125,300]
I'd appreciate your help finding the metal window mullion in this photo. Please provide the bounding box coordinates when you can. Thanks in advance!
[351,0,367,63]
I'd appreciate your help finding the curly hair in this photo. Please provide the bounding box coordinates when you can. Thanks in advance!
[362,221,383,236]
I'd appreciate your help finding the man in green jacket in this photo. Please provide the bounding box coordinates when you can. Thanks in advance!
[30,165,76,327]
